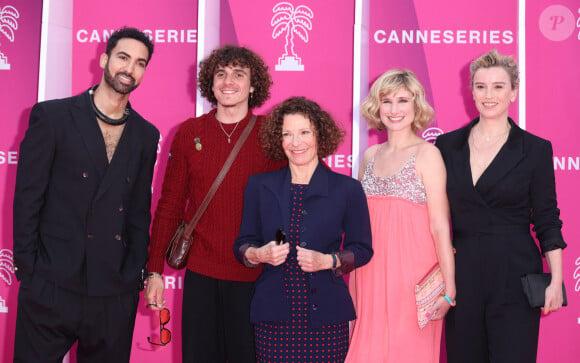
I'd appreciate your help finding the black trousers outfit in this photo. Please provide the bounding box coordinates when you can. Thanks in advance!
[182,270,255,363]
[13,275,139,363]
[445,230,542,363]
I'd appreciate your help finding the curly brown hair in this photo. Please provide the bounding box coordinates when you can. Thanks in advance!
[198,45,272,108]
[260,97,345,161]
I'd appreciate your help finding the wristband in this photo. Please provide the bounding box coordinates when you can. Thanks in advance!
[443,294,456,306]
[147,272,163,280]
[331,254,337,269]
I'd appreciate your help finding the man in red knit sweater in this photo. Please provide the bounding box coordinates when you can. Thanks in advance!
[145,45,284,362]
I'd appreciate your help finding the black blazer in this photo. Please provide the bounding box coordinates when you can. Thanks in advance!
[234,163,373,327]
[435,117,566,271]
[13,89,160,296]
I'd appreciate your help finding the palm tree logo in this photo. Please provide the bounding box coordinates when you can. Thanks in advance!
[577,8,579,40]
[271,2,313,71]
[0,249,14,286]
[0,4,19,71]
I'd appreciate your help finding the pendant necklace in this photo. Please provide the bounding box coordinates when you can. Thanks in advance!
[218,119,241,143]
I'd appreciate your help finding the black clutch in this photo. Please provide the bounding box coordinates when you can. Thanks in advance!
[520,273,568,308]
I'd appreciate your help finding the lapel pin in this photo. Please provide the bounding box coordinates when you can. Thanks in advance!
[194,137,202,151]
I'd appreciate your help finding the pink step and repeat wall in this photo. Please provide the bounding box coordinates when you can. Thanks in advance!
[0,0,578,362]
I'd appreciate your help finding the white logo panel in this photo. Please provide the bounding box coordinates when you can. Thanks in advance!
[0,5,19,70]
[0,249,14,286]
[421,127,443,144]
[271,2,313,71]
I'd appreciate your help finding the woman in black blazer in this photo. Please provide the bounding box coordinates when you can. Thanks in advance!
[234,97,373,362]
[435,49,566,363]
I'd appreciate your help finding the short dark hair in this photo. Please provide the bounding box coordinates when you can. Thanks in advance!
[198,45,272,108]
[106,27,154,64]
[260,97,345,161]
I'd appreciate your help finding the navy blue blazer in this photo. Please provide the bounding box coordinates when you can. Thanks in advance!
[234,163,373,327]
[13,89,160,296]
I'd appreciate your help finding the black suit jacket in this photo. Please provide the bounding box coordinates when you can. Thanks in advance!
[13,89,160,296]
[435,118,566,269]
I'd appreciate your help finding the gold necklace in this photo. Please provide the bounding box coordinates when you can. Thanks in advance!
[218,120,241,143]
[469,125,510,169]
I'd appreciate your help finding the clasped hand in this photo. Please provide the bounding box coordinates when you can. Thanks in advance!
[251,242,331,272]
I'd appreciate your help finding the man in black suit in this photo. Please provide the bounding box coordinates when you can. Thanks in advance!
[12,27,159,363]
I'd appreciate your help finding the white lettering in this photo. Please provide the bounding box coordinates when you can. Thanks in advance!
[388,30,400,44]
[490,30,500,44]
[443,30,454,44]
[402,30,413,43]
[0,151,18,164]
[469,30,480,44]
[187,29,197,43]
[168,29,178,43]
[89,30,101,43]
[574,256,580,292]
[323,154,353,169]
[76,29,88,43]
[416,30,428,43]
[503,30,514,44]
[568,157,580,170]
[373,29,515,45]
[335,155,345,168]
[76,29,197,44]
[456,30,467,44]
[430,30,441,43]
[553,156,580,170]
[554,157,565,170]
[162,276,183,289]
[165,276,176,289]
[374,30,386,44]
[155,29,165,43]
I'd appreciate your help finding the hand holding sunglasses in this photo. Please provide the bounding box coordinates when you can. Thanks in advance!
[147,308,171,346]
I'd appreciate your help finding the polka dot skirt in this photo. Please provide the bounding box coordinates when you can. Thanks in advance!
[255,184,349,362]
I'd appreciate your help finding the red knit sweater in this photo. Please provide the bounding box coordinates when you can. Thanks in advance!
[147,110,285,281]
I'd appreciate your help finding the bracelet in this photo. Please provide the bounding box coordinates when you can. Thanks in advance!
[443,294,456,306]
[147,272,163,280]
[331,254,337,269]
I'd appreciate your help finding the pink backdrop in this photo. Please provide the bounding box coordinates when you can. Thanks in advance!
[221,0,355,173]
[0,1,578,362]
[526,1,580,361]
[0,1,43,361]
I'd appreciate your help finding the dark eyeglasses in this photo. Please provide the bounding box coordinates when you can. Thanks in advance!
[147,308,171,346]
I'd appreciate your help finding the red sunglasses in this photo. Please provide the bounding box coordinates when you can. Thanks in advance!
[147,308,171,346]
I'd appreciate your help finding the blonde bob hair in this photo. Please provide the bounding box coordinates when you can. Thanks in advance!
[361,69,434,132]
[470,48,519,90]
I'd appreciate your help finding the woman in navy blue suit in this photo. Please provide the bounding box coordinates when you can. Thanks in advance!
[234,97,373,362]
[435,49,566,363]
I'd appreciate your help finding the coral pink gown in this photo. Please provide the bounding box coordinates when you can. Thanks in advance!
[345,154,442,363]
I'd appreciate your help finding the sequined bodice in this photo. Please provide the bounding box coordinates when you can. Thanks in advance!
[361,155,427,204]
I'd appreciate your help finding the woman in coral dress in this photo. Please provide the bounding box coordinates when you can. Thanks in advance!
[345,69,456,363]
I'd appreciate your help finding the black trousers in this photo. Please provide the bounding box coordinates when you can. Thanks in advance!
[13,275,139,363]
[445,234,541,363]
[182,270,256,363]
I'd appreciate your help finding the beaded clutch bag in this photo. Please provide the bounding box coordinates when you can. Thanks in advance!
[415,263,445,329]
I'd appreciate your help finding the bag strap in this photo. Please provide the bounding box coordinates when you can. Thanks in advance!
[182,114,257,237]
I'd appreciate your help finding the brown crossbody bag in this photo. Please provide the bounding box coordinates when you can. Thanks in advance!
[165,115,257,269]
